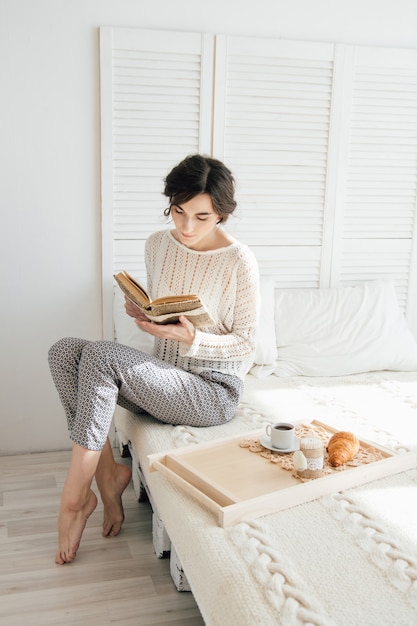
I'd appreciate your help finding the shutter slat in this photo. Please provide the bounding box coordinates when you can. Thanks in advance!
[215,36,334,282]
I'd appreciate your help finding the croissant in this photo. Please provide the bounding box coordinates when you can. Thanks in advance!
[327,431,360,467]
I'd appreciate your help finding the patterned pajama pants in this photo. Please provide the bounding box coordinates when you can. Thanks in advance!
[48,337,243,451]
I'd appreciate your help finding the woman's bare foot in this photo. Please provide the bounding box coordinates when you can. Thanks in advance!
[97,462,132,537]
[55,488,98,564]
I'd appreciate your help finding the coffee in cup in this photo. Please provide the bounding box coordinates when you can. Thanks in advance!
[265,422,295,449]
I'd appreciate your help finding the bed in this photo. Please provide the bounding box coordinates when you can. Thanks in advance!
[113,279,417,625]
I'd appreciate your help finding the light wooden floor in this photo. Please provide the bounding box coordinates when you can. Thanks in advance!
[0,449,204,626]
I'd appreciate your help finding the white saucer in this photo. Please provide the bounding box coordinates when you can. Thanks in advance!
[260,436,300,454]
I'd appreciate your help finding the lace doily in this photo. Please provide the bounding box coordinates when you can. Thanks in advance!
[239,424,383,481]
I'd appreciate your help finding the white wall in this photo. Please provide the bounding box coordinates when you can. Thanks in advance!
[1,0,416,454]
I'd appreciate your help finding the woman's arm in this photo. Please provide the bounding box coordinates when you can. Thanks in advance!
[134,315,196,346]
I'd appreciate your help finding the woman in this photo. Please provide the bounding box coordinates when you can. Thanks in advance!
[49,154,259,564]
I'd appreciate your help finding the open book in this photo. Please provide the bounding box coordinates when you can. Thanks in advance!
[114,271,215,328]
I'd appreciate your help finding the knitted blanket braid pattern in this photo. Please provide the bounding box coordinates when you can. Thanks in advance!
[227,520,336,626]
[322,487,417,603]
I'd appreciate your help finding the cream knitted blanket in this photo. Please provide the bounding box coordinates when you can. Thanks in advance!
[115,371,417,626]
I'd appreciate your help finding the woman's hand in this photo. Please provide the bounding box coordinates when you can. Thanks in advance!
[124,296,149,321]
[125,296,196,345]
[134,315,196,346]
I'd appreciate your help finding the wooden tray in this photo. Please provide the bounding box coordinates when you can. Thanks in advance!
[148,420,416,527]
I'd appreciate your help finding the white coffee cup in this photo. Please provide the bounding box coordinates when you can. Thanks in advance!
[265,422,295,449]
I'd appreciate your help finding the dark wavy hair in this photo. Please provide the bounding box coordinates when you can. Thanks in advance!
[163,154,237,223]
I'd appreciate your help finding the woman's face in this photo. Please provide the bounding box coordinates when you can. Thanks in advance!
[170,193,221,251]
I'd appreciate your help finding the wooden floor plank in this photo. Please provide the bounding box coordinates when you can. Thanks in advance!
[0,449,204,626]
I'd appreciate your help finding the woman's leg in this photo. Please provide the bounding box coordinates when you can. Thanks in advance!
[49,337,242,563]
[49,336,242,444]
[56,439,132,563]
[56,443,100,564]
[49,338,131,559]
[94,438,132,537]
[48,337,89,434]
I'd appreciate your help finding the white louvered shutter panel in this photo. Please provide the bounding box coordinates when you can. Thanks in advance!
[332,46,417,325]
[100,27,214,338]
[213,36,336,288]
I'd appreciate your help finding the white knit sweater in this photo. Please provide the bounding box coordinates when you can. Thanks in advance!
[145,230,260,380]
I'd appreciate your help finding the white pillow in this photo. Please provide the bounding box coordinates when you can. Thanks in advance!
[113,284,154,354]
[250,276,278,378]
[274,280,417,377]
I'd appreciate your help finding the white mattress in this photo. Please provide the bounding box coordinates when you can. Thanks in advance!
[115,371,417,626]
